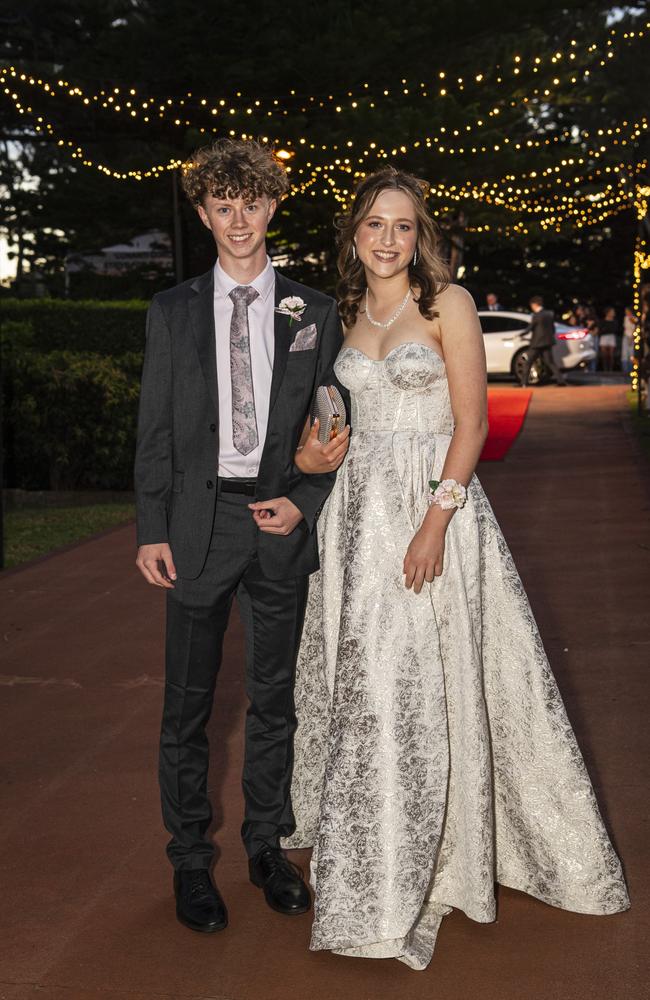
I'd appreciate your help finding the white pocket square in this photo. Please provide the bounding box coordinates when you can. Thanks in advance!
[289,323,318,352]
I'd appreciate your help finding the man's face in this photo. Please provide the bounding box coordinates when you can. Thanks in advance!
[486,293,497,308]
[197,193,276,265]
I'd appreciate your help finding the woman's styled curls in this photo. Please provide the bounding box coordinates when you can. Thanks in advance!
[336,167,450,329]
[181,138,290,206]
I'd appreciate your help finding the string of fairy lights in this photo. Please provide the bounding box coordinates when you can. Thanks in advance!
[1,17,647,126]
[3,77,647,275]
[2,18,649,385]
[0,67,626,152]
[3,25,649,223]
[2,15,648,200]
[4,69,648,221]
[4,66,647,166]
[6,83,647,182]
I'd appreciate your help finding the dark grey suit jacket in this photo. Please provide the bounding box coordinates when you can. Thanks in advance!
[134,267,344,580]
[524,309,556,348]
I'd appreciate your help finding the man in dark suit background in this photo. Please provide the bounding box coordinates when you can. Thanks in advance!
[520,294,567,387]
[134,139,348,933]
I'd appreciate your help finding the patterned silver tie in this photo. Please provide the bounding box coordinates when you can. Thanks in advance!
[228,285,260,456]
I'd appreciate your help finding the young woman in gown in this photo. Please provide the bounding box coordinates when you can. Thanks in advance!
[283,168,629,970]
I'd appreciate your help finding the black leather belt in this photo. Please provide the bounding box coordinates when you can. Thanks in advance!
[219,478,257,496]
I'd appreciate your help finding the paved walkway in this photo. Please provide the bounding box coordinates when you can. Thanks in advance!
[0,384,647,1000]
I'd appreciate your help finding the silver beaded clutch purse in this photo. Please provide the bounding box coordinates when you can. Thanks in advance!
[310,385,347,445]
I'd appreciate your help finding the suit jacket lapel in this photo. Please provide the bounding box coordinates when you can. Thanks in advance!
[268,271,296,415]
[189,269,219,415]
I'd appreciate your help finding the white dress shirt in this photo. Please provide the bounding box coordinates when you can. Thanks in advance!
[213,256,276,478]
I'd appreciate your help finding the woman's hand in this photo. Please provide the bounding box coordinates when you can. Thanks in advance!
[403,518,446,593]
[294,418,350,474]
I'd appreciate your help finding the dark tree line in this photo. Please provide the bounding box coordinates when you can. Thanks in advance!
[1,0,649,309]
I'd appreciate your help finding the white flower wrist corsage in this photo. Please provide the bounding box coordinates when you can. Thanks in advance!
[428,478,467,510]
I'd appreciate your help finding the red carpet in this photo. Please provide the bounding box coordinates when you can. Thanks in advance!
[480,389,533,461]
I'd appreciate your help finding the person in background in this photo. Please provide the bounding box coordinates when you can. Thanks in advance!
[520,294,567,387]
[585,307,599,373]
[621,307,637,377]
[485,291,502,311]
[598,307,618,372]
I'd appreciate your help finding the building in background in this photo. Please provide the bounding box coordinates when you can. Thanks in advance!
[64,230,173,295]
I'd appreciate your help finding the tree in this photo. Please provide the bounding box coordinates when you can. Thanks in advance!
[0,0,648,303]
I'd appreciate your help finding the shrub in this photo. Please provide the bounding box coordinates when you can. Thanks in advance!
[4,350,143,490]
[0,298,148,355]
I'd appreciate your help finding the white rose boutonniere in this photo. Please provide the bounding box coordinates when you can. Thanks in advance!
[275,296,307,325]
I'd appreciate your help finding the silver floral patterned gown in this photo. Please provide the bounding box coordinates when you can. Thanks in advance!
[283,342,629,970]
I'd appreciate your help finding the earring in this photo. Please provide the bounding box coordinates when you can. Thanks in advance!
[351,243,357,261]
[413,247,419,266]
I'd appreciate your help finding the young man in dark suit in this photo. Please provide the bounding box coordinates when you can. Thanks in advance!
[134,139,347,933]
[520,294,567,387]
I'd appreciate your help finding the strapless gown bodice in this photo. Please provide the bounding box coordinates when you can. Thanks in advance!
[335,342,454,436]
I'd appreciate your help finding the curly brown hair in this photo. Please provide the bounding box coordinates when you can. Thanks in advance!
[181,138,290,206]
[336,167,450,329]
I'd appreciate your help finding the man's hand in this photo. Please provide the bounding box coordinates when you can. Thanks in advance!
[248,497,304,536]
[403,523,445,594]
[136,542,177,588]
[295,418,350,474]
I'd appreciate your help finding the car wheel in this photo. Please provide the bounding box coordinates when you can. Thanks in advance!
[513,349,550,385]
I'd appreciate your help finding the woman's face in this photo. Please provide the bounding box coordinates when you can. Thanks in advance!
[354,189,418,281]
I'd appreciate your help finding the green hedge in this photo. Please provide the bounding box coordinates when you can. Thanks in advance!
[3,349,142,490]
[1,298,148,354]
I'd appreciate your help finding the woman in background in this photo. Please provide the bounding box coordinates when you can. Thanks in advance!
[585,306,600,373]
[621,306,637,376]
[598,306,619,372]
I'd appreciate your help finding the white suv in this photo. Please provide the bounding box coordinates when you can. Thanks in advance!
[478,310,596,384]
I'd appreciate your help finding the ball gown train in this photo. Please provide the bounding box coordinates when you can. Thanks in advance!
[283,341,629,970]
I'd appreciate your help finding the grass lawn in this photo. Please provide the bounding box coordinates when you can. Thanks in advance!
[2,503,135,569]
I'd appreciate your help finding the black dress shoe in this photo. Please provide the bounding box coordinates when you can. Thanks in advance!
[249,847,310,915]
[174,868,228,933]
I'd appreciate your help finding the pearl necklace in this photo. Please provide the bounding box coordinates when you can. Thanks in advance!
[365,287,411,330]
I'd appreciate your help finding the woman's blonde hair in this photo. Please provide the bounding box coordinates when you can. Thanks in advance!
[336,167,450,328]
